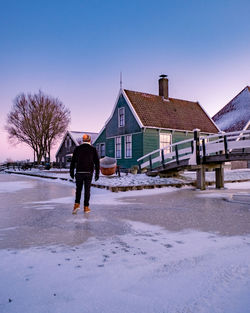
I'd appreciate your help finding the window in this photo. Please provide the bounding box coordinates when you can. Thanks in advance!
[118,107,125,127]
[115,137,121,158]
[160,133,171,154]
[100,143,105,158]
[125,135,132,158]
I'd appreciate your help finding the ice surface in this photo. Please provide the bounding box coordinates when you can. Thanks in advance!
[0,181,34,193]
[0,173,250,312]
[0,221,250,313]
[30,185,190,206]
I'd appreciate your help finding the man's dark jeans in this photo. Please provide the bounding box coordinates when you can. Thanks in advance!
[75,173,93,206]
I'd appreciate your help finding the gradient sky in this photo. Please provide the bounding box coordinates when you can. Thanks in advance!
[0,0,250,162]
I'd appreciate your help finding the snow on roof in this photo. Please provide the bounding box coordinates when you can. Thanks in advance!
[213,86,250,132]
[69,131,99,145]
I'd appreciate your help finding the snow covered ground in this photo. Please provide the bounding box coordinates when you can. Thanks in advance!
[5,168,250,187]
[182,168,250,183]
[0,174,250,313]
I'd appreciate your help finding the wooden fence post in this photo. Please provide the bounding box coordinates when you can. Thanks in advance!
[193,129,201,165]
[202,138,206,163]
[191,141,194,153]
[242,136,245,153]
[223,135,229,159]
[149,155,152,171]
[161,149,165,168]
[196,165,206,190]
[138,163,141,174]
[175,145,179,165]
[215,164,224,189]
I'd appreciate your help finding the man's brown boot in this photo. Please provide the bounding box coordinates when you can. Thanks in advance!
[72,203,80,214]
[84,206,91,213]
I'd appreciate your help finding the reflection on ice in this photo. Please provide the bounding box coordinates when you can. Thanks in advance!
[31,196,74,204]
[0,181,34,193]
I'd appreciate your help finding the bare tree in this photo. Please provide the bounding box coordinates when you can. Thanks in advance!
[6,91,71,164]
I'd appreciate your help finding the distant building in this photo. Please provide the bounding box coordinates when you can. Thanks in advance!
[213,86,250,169]
[213,86,250,132]
[56,131,98,168]
[94,75,219,169]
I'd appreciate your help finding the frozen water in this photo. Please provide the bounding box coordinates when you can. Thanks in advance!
[0,181,34,193]
[0,173,250,313]
[0,223,250,313]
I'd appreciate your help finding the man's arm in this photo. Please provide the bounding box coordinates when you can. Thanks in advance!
[93,148,100,181]
[70,147,77,179]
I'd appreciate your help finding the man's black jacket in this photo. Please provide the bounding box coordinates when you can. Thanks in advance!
[70,143,100,177]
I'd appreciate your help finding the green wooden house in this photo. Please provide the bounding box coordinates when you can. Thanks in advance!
[94,75,219,169]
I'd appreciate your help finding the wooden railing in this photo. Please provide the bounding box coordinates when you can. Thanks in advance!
[137,129,250,171]
[137,137,195,171]
[200,130,250,159]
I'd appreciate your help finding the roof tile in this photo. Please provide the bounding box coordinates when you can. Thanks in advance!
[124,90,218,133]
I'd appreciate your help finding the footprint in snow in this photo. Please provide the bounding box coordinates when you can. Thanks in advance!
[164,244,173,248]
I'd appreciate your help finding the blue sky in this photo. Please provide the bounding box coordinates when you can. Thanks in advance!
[0,0,250,161]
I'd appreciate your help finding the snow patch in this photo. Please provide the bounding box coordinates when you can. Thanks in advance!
[225,181,250,189]
[32,205,55,210]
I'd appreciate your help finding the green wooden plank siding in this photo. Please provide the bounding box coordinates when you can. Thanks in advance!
[143,128,159,156]
[106,94,141,138]
[172,131,193,144]
[106,138,115,158]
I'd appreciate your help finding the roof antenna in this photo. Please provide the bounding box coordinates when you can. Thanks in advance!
[120,71,123,89]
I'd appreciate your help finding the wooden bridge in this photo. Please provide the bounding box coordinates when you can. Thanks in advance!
[137,129,250,189]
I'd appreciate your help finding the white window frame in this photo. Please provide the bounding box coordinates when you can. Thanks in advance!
[115,136,122,159]
[100,143,106,158]
[160,133,172,154]
[125,135,132,158]
[118,107,125,128]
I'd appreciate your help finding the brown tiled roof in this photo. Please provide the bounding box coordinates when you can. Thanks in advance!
[124,90,218,133]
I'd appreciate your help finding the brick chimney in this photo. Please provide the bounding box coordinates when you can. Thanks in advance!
[159,74,169,99]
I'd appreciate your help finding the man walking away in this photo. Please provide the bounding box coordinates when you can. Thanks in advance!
[70,134,100,214]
